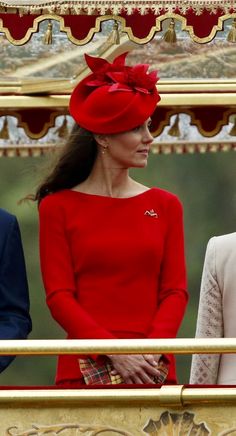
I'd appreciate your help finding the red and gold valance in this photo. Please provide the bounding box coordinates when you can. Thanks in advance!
[1,106,235,140]
[0,1,236,44]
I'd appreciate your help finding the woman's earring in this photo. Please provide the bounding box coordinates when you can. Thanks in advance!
[101,146,107,154]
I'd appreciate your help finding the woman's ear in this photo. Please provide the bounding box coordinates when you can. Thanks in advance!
[94,133,109,147]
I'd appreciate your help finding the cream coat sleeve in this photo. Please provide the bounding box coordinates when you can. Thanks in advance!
[190,237,223,384]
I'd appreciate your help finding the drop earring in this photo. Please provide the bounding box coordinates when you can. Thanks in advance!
[101,146,107,154]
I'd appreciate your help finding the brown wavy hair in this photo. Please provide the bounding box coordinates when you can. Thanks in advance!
[32,124,97,204]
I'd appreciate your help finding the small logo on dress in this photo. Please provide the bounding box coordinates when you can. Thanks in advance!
[144,209,158,218]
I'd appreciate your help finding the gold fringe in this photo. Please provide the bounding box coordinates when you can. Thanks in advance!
[55,116,68,138]
[43,20,53,45]
[163,19,177,43]
[167,114,181,137]
[107,21,120,45]
[0,1,235,16]
[227,19,236,43]
[0,117,9,140]
[229,116,236,136]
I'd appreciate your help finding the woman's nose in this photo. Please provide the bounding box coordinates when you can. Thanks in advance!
[142,128,154,144]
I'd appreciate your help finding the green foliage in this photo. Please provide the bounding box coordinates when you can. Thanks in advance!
[0,151,236,385]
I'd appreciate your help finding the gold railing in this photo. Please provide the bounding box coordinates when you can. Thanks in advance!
[0,338,236,406]
[0,337,236,355]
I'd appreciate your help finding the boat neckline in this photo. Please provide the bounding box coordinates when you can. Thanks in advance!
[64,187,155,200]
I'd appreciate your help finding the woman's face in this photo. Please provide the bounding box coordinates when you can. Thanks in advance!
[98,118,154,168]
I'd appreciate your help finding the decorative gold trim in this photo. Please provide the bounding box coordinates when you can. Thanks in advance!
[19,111,66,139]
[0,13,103,46]
[0,110,66,138]
[151,108,236,138]
[1,11,236,45]
[115,15,158,44]
[0,13,40,46]
[188,107,235,137]
[155,12,236,44]
[151,109,175,137]
[0,1,236,16]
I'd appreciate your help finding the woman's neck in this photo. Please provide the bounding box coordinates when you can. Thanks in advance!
[85,158,132,198]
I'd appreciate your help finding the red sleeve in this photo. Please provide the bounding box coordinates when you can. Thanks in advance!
[39,195,115,340]
[147,195,188,339]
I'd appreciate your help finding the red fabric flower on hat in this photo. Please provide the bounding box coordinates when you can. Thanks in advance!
[84,52,158,95]
[85,52,127,87]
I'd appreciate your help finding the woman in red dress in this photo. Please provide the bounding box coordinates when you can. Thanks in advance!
[35,52,188,386]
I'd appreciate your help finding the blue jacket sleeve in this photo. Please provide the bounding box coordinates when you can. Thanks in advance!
[0,212,32,372]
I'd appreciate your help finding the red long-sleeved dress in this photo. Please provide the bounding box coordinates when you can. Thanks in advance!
[39,187,188,384]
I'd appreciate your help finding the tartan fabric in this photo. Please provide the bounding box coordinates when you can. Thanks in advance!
[153,358,169,383]
[79,357,124,385]
[79,356,169,385]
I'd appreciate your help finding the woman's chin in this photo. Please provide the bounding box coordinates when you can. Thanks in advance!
[134,159,148,168]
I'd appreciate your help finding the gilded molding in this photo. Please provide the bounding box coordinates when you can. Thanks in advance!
[0,11,236,45]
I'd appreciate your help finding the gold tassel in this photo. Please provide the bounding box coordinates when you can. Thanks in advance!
[43,20,53,45]
[107,21,120,45]
[227,19,236,43]
[55,117,69,138]
[163,19,177,43]
[0,117,10,140]
[229,116,236,136]
[167,114,181,137]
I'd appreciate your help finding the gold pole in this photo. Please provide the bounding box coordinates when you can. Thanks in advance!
[1,338,236,355]
[0,386,236,406]
[0,93,236,108]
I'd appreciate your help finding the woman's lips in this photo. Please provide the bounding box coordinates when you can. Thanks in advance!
[137,149,149,155]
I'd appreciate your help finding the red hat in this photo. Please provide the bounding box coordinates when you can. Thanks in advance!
[69,52,160,134]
